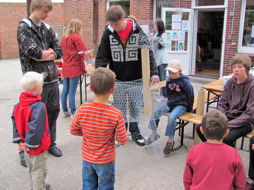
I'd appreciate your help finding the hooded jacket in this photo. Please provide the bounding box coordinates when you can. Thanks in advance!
[95,18,158,81]
[12,92,50,155]
[61,33,87,78]
[166,74,194,112]
[17,18,63,83]
[218,75,254,128]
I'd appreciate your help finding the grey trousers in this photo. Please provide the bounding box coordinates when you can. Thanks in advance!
[25,152,47,190]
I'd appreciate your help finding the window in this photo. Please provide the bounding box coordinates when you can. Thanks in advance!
[195,0,224,6]
[163,10,190,52]
[109,0,130,15]
[239,0,254,52]
[155,0,173,19]
[242,0,254,47]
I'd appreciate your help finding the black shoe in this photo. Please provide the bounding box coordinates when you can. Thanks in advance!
[132,134,145,146]
[19,151,27,167]
[163,141,174,155]
[31,184,52,190]
[48,146,62,157]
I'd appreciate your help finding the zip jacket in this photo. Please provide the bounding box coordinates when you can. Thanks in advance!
[12,92,51,155]
[61,33,87,78]
[166,74,194,112]
[17,18,63,83]
[95,18,158,81]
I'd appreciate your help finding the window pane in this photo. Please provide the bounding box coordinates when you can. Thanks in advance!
[242,0,254,47]
[196,0,224,6]
[164,11,189,51]
[156,0,172,18]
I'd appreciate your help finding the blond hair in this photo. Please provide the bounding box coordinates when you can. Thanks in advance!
[231,53,252,74]
[20,71,44,91]
[30,0,53,12]
[64,19,83,37]
[90,68,116,95]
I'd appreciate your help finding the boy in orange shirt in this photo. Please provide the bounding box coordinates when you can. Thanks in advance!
[70,67,128,190]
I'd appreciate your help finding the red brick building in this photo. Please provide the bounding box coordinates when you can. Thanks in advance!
[0,0,253,77]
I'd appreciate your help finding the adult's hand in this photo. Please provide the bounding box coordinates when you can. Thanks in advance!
[151,75,160,85]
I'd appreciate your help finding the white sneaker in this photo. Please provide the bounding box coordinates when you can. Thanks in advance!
[63,111,70,118]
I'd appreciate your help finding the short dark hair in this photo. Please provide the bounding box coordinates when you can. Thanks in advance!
[90,67,116,95]
[201,110,228,140]
[106,5,126,22]
[231,53,252,74]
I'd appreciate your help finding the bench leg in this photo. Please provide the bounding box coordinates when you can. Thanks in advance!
[80,75,83,105]
[174,120,184,151]
[192,124,195,139]
[240,136,245,150]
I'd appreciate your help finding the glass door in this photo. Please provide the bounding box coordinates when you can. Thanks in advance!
[161,8,193,75]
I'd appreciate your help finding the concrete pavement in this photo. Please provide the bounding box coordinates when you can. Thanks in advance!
[0,59,250,190]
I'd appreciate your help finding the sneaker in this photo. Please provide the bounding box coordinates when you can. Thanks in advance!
[247,177,254,186]
[19,151,27,167]
[145,133,160,145]
[132,134,145,146]
[163,141,174,155]
[63,111,70,118]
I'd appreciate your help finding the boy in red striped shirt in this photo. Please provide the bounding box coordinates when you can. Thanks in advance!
[70,67,128,190]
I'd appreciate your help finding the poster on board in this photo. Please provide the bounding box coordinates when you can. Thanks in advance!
[182,21,189,30]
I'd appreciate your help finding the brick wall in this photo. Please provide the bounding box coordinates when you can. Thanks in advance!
[223,0,253,74]
[0,3,64,59]
[63,0,94,50]
[130,0,153,24]
[172,0,191,8]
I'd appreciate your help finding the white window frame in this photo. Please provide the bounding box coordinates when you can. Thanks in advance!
[192,0,226,9]
[238,0,254,53]
[0,0,63,3]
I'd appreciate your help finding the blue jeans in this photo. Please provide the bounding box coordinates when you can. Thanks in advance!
[148,104,186,138]
[61,76,80,115]
[158,64,167,97]
[82,160,115,190]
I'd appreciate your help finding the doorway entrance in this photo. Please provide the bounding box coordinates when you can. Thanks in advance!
[195,11,224,77]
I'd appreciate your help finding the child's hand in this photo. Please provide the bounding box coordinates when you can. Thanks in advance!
[252,144,254,150]
[18,143,30,152]
[151,75,160,85]
[18,142,26,151]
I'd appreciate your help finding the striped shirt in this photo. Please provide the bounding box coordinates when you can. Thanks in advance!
[70,102,128,164]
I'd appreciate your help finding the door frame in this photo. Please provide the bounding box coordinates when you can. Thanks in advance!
[191,4,228,77]
[161,7,194,75]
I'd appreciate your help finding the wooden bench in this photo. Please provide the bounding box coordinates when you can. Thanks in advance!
[161,91,218,149]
